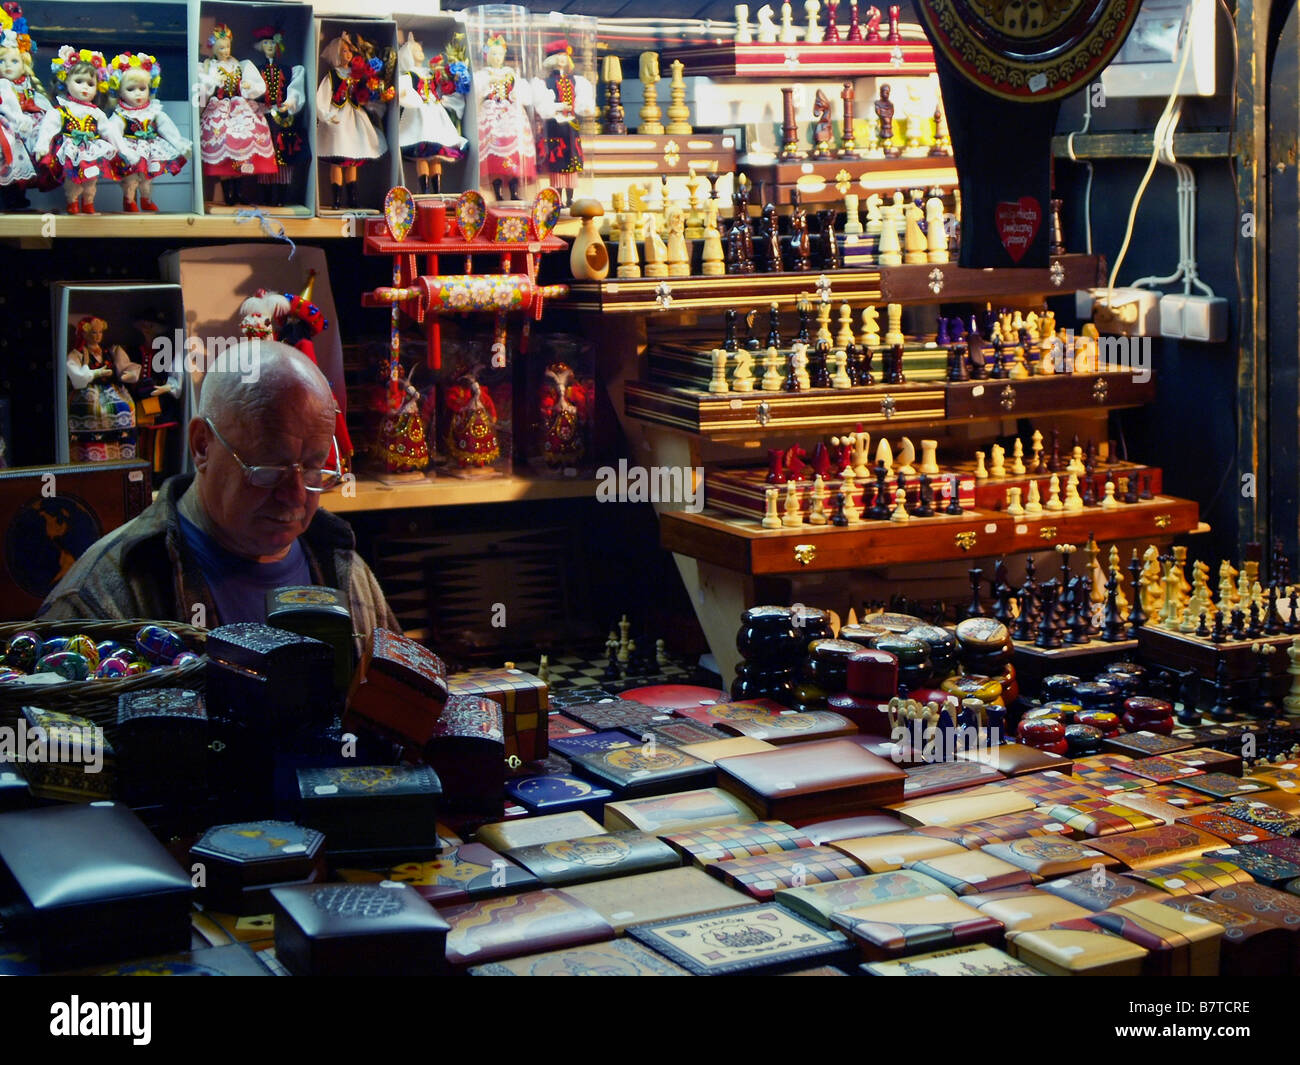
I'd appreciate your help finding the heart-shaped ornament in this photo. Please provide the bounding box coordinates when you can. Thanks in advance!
[383,186,414,242]
[994,198,1042,263]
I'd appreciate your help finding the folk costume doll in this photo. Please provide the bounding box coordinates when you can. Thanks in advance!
[316,32,393,210]
[250,26,307,207]
[539,361,590,468]
[105,53,190,212]
[397,32,468,195]
[445,367,500,473]
[66,315,139,462]
[474,32,533,201]
[377,364,430,474]
[197,24,276,206]
[0,4,39,208]
[531,39,594,207]
[34,47,137,214]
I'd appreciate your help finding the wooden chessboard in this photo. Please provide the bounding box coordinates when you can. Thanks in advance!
[510,648,711,694]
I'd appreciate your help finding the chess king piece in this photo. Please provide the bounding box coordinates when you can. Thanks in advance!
[839,81,860,159]
[638,52,663,134]
[875,84,899,158]
[601,55,626,135]
[805,0,824,42]
[665,59,692,134]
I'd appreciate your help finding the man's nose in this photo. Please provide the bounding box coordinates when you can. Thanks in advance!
[273,466,310,505]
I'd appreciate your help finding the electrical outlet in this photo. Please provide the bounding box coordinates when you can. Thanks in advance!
[1159,294,1228,342]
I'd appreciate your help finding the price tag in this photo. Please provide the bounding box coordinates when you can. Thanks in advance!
[984,523,998,534]
[775,781,797,790]
[314,784,340,795]
[611,910,636,922]
[282,844,308,854]
[1028,73,1048,92]
[1015,524,1028,535]
[1163,878,1186,889]
[730,399,744,409]
[1044,823,1065,832]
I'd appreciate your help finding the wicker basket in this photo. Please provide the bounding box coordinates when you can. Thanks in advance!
[0,619,207,735]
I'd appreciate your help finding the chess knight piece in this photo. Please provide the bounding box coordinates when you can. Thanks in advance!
[637,52,663,134]
[810,89,835,159]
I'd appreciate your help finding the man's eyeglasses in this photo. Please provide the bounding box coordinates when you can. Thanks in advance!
[203,417,343,492]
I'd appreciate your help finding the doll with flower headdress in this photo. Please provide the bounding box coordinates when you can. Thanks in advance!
[316,31,394,210]
[0,3,40,208]
[197,23,275,207]
[33,46,137,213]
[531,39,594,208]
[250,26,307,207]
[66,315,139,462]
[105,53,190,212]
[474,32,533,201]
[397,31,468,196]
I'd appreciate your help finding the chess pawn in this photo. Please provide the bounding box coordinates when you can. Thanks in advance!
[1024,479,1043,516]
[762,486,781,528]
[805,0,824,41]
[918,439,939,475]
[642,215,668,277]
[701,201,725,276]
[736,4,754,41]
[875,437,894,473]
[1006,438,1025,476]
[885,303,905,347]
[989,444,1006,478]
[617,213,641,278]
[877,206,902,266]
[1005,486,1025,516]
[809,474,829,524]
[732,349,755,392]
[1045,474,1063,511]
[861,306,882,349]
[890,487,910,523]
[903,204,928,265]
[1101,480,1118,509]
[974,451,988,480]
[1064,474,1084,513]
[761,346,782,391]
[709,349,729,393]
[665,209,690,277]
[925,198,949,264]
[1067,445,1085,476]
[782,479,804,526]
[831,350,852,388]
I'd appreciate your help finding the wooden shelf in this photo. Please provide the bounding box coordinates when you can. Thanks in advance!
[664,40,936,79]
[740,155,958,206]
[878,255,1103,304]
[661,496,1202,576]
[322,473,598,514]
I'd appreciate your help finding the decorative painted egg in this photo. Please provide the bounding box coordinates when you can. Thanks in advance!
[65,635,100,671]
[4,631,43,672]
[136,625,184,665]
[35,651,90,681]
[96,640,122,661]
[95,658,132,680]
[172,652,200,667]
[43,636,71,654]
[124,661,150,676]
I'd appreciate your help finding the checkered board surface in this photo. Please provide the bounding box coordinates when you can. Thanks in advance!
[663,821,813,866]
[1000,775,1110,807]
[1182,773,1270,799]
[707,846,867,900]
[511,649,703,694]
[1126,859,1255,896]
[1118,757,1207,785]
[1043,801,1163,838]
[913,810,1074,848]
[1130,783,1218,808]
[1069,766,1154,793]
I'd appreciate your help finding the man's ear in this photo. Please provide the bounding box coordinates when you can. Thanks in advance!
[188,417,211,473]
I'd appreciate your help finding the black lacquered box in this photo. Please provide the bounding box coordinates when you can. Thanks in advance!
[296,765,442,862]
[116,688,208,805]
[204,623,334,735]
[189,820,327,914]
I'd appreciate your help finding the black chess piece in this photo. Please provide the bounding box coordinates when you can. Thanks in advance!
[944,473,963,515]
[1061,578,1083,644]
[1102,572,1124,642]
[1048,428,1061,473]
[1126,551,1147,637]
[885,345,906,385]
[743,308,761,352]
[1140,473,1154,500]
[911,474,935,518]
[989,344,1007,380]
[732,177,756,269]
[830,491,848,526]
[817,209,842,269]
[1122,475,1140,505]
[991,560,1014,624]
[1230,608,1246,639]
[602,652,622,682]
[964,567,984,620]
[767,303,782,351]
[861,346,875,385]
[760,203,784,274]
[1081,476,1097,508]
[1248,600,1263,639]
[783,349,802,392]
[946,346,968,383]
[1211,609,1227,643]
[1035,579,1062,649]
[1078,571,1098,637]
[1251,646,1279,720]
[967,339,987,381]
[808,343,831,388]
[936,316,950,347]
[1175,668,1203,726]
[868,464,892,520]
[723,308,738,352]
[787,190,812,271]
[725,224,746,275]
[796,299,812,345]
[1196,611,1210,638]
[1266,585,1282,635]
[1288,589,1300,635]
[1208,658,1234,722]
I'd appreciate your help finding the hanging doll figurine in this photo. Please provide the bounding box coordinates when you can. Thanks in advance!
[34,47,137,214]
[475,32,533,201]
[105,54,190,212]
[531,39,594,208]
[317,31,393,210]
[539,361,591,469]
[377,363,430,474]
[197,24,275,206]
[0,5,39,209]
[397,32,468,196]
[66,315,140,462]
[250,26,307,207]
[445,366,501,474]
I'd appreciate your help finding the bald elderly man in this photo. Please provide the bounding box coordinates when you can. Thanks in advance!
[40,342,398,642]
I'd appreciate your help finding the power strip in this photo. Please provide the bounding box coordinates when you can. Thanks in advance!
[1159,294,1228,342]
[1077,288,1162,336]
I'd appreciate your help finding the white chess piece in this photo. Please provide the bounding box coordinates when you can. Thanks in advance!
[780,1,798,42]
[1010,438,1026,476]
[809,475,828,524]
[897,437,916,475]
[990,444,1006,478]
[761,346,782,391]
[804,0,823,41]
[1031,429,1043,471]
[918,439,939,475]
[925,197,948,264]
[1046,474,1063,511]
[792,343,810,390]
[1024,479,1043,515]
[782,478,803,525]
[860,306,881,349]
[903,204,927,265]
[736,4,753,42]
[852,432,871,478]
[831,350,852,388]
[885,303,905,348]
[843,193,863,235]
[836,303,855,350]
[756,4,779,41]
[974,451,988,480]
[1064,473,1083,513]
[1005,486,1025,516]
[762,486,781,527]
[890,487,910,523]
[875,437,894,473]
[1101,480,1118,509]
[732,349,754,392]
[877,205,902,266]
[709,349,729,393]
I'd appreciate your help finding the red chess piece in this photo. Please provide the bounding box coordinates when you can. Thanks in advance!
[825,0,841,42]
[887,4,902,42]
[865,5,882,41]
[847,0,864,40]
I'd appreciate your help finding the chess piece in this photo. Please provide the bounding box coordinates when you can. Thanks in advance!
[868,464,892,519]
[1080,475,1096,509]
[805,0,824,41]
[809,475,828,524]
[782,479,803,526]
[1063,474,1083,514]
[656,639,668,667]
[783,344,804,392]
[963,567,985,620]
[602,56,626,135]
[732,175,756,269]
[810,89,835,160]
[643,215,668,277]
[926,197,948,263]
[917,439,939,476]
[887,3,901,41]
[877,203,902,265]
[945,474,963,515]
[1195,611,1210,639]
[1285,638,1300,717]
[911,474,935,517]
[839,81,859,159]
[618,615,632,663]
[903,203,927,265]
[780,1,798,43]
[830,491,848,526]
[1101,570,1124,642]
[1010,439,1026,476]
[818,211,842,269]
[665,59,692,134]
[1024,479,1043,516]
[617,212,641,277]
[842,471,862,523]
[885,303,905,347]
[808,343,831,389]
[843,193,863,238]
[875,437,894,473]
[890,487,909,523]
[1122,475,1140,505]
[1211,609,1226,644]
[757,5,779,41]
[701,200,725,276]
[761,346,782,391]
[665,209,689,277]
[861,306,881,349]
[833,303,855,352]
[779,87,805,160]
[684,168,704,239]
[759,204,783,273]
[989,444,1006,479]
[875,83,898,158]
[1208,657,1234,721]
[1172,546,1192,610]
[1005,486,1025,516]
[709,349,729,393]
[788,191,812,270]
[1045,474,1063,512]
[824,0,841,42]
[896,437,916,475]
[1126,550,1148,637]
[736,4,754,42]
[794,344,811,390]
[732,349,755,392]
[1288,588,1300,636]
[974,451,988,481]
[831,349,852,388]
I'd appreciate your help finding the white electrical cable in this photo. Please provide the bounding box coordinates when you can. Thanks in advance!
[1105,17,1198,298]
[1065,87,1094,254]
